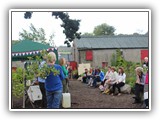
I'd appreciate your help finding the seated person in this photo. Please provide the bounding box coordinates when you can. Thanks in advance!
[99,66,113,91]
[101,66,113,86]
[111,67,126,96]
[102,67,118,94]
[92,69,104,88]
[87,68,95,86]
[82,68,89,83]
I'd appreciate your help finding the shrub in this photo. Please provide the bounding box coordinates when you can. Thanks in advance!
[12,67,25,98]
[12,50,60,98]
[110,49,141,90]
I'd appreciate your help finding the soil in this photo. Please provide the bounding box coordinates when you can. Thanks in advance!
[12,79,144,109]
[69,79,143,109]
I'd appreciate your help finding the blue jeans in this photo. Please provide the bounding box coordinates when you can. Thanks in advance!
[46,89,62,108]
[93,76,101,87]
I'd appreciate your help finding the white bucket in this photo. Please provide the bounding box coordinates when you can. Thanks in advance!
[62,93,71,108]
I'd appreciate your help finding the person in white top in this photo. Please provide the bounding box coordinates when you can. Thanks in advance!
[99,66,113,91]
[101,66,113,85]
[102,67,118,93]
[107,67,118,85]
[112,67,126,96]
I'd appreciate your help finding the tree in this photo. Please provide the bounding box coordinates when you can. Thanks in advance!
[19,23,47,44]
[24,12,81,47]
[93,23,116,36]
[49,33,56,47]
[12,40,20,45]
[132,32,141,36]
[81,32,94,37]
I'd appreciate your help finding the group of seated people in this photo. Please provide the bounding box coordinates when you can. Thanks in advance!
[82,66,126,96]
[81,64,149,108]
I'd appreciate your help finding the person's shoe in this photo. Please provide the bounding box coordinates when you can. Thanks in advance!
[118,93,121,96]
[103,89,110,94]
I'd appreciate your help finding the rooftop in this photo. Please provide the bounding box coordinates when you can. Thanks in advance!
[75,35,148,49]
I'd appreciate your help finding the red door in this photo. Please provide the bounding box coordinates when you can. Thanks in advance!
[69,61,77,70]
[141,50,148,60]
[86,50,93,61]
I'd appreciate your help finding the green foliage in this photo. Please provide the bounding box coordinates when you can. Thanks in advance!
[101,67,109,74]
[82,32,94,37]
[125,76,135,89]
[26,51,60,79]
[93,23,116,36]
[111,53,116,66]
[72,69,78,75]
[110,49,142,90]
[49,33,55,47]
[12,40,20,45]
[24,12,81,47]
[19,23,48,44]
[12,50,60,98]
[52,12,81,47]
[12,68,24,98]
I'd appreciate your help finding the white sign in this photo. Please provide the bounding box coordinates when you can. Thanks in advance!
[78,63,91,75]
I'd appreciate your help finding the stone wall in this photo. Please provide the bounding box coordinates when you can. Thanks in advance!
[77,49,143,68]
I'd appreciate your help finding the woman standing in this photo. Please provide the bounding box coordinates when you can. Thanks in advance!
[133,67,145,104]
[45,52,65,108]
[112,67,126,96]
[59,58,69,93]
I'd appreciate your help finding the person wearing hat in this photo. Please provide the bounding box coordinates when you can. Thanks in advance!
[133,67,145,104]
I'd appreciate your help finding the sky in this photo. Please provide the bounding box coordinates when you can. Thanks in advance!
[11,10,148,47]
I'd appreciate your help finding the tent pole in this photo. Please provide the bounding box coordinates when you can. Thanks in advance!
[22,62,26,108]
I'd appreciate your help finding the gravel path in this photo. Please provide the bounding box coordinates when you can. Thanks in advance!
[69,79,144,109]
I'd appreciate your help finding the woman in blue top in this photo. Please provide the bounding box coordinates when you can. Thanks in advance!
[45,52,65,108]
[93,69,104,88]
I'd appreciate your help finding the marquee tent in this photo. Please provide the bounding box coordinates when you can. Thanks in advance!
[12,40,58,63]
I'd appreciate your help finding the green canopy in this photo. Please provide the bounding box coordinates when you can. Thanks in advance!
[12,40,58,63]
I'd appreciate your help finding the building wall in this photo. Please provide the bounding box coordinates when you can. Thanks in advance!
[78,49,116,67]
[77,49,144,68]
[123,49,141,63]
[59,54,73,62]
[12,61,25,68]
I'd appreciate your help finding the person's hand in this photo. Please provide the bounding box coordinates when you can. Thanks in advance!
[136,80,140,84]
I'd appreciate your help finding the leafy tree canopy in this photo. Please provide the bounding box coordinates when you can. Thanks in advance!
[24,12,81,47]
[19,23,48,45]
[93,23,116,36]
[81,32,94,37]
